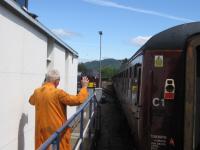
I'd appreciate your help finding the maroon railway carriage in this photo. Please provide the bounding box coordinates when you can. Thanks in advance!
[113,22,200,150]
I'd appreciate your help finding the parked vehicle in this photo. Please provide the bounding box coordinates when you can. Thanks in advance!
[78,71,99,88]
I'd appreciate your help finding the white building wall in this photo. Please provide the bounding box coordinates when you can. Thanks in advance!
[52,44,66,89]
[0,2,79,150]
[65,53,78,118]
[0,4,46,150]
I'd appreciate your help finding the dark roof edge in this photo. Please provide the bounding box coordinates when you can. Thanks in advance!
[127,22,200,63]
[1,0,78,57]
[139,22,200,52]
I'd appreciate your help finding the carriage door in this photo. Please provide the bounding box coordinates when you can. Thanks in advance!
[185,35,200,150]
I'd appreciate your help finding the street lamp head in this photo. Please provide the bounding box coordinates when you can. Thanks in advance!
[98,31,103,35]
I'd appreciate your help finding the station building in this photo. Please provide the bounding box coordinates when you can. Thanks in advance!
[0,0,79,149]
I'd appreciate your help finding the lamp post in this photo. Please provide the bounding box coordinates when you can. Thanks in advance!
[98,31,103,88]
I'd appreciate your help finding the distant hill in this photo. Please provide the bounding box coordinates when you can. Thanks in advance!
[84,58,121,70]
[78,58,122,80]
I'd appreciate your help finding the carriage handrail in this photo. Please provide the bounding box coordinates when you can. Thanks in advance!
[38,93,97,150]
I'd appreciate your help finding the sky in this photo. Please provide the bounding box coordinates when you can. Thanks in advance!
[28,0,200,62]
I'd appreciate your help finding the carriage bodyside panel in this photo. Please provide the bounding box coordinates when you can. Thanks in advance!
[140,50,185,150]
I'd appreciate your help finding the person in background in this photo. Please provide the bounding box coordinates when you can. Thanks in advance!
[29,69,89,150]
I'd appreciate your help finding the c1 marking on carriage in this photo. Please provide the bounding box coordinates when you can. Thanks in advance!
[152,98,165,107]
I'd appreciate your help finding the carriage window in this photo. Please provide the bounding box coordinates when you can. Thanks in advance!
[129,68,132,78]
[136,67,142,102]
[133,66,137,78]
[134,64,140,78]
[123,71,125,92]
[132,67,134,77]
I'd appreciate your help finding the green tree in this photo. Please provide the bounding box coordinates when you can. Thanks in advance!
[121,58,128,64]
[101,66,118,80]
[78,63,87,72]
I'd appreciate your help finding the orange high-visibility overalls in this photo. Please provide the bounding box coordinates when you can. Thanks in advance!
[29,83,88,150]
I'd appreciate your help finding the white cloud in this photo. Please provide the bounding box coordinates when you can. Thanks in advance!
[130,36,151,47]
[51,28,80,38]
[83,0,194,22]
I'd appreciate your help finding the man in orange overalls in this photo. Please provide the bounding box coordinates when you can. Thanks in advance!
[29,69,89,150]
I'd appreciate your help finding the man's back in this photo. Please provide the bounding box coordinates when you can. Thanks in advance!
[30,83,68,149]
[34,83,66,132]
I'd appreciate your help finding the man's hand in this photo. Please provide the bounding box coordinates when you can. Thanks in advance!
[81,76,89,88]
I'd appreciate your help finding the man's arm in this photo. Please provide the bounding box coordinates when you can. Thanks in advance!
[58,87,89,106]
[58,76,89,106]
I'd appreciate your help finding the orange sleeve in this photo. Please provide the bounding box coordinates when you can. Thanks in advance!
[58,87,89,106]
[29,90,37,105]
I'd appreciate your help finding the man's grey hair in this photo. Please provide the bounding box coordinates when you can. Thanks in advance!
[45,69,60,82]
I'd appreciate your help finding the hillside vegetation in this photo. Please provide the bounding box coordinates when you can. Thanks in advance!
[78,58,122,80]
